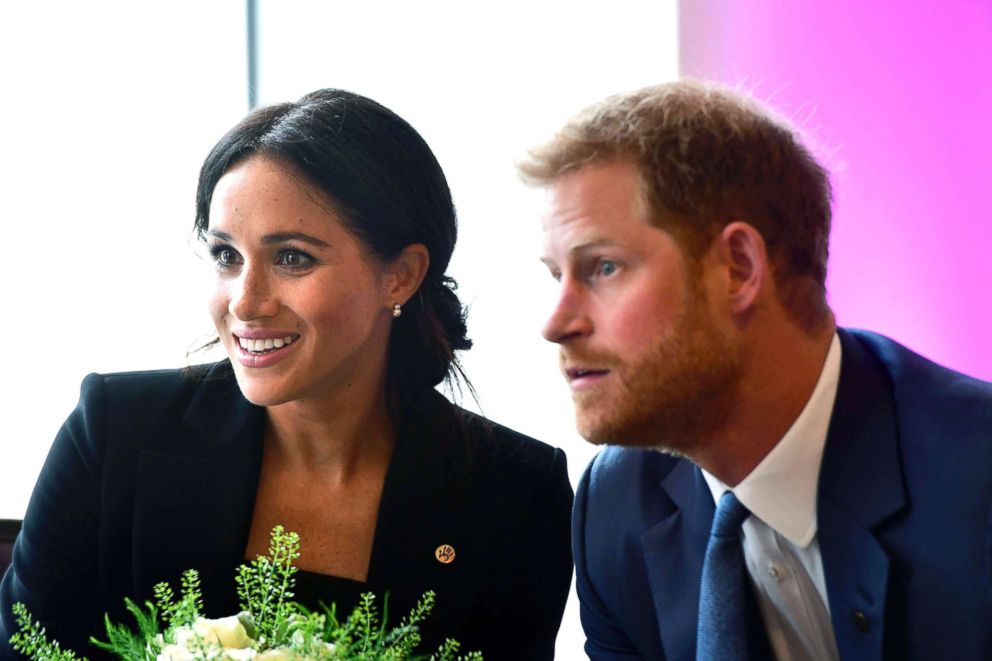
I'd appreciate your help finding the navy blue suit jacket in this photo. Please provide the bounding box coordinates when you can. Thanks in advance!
[0,362,573,660]
[573,329,992,660]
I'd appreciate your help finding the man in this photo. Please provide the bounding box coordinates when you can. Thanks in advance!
[521,81,992,660]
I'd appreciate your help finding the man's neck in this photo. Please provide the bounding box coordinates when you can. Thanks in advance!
[691,321,836,487]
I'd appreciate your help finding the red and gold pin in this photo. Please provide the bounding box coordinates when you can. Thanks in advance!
[434,544,456,564]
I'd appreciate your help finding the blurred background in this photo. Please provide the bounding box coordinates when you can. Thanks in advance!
[1,1,989,657]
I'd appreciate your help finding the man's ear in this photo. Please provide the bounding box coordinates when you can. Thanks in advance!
[384,243,430,307]
[715,222,770,315]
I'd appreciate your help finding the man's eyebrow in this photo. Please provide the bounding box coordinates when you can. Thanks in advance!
[561,238,622,260]
[540,238,622,264]
[569,238,618,254]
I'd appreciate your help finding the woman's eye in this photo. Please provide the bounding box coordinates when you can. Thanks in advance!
[209,245,242,269]
[276,249,315,270]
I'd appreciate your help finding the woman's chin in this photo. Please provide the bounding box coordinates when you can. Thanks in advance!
[231,373,295,408]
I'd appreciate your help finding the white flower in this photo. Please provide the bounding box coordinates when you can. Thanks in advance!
[173,625,196,649]
[192,614,254,649]
[157,643,195,661]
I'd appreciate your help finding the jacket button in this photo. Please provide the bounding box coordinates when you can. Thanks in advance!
[852,610,870,633]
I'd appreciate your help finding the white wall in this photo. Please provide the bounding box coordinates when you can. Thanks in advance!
[1,1,678,656]
[0,1,246,519]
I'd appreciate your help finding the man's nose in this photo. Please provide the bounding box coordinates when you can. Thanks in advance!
[542,283,592,344]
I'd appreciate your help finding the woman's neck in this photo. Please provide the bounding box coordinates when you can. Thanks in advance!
[263,387,396,483]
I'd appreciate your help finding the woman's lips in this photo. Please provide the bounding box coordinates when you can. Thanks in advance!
[232,332,301,368]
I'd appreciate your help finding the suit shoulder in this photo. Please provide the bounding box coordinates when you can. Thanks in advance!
[845,329,992,421]
[583,445,682,496]
[82,362,224,415]
[463,411,567,479]
[441,412,574,529]
[73,362,236,452]
[92,365,200,395]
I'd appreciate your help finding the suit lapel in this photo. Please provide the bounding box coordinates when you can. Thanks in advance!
[642,459,712,661]
[132,363,266,612]
[818,330,906,661]
[643,458,774,659]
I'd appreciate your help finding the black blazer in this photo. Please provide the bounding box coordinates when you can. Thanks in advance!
[0,363,573,660]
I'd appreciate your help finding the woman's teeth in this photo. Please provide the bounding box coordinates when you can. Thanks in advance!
[238,336,296,353]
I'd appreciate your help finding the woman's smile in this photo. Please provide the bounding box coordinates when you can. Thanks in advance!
[232,330,302,367]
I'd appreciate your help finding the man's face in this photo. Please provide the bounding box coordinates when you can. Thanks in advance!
[540,160,741,451]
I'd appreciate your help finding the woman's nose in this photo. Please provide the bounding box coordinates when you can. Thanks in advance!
[228,267,278,320]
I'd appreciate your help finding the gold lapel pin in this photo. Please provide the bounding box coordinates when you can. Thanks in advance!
[435,544,456,564]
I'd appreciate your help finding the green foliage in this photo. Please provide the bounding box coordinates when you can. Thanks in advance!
[13,525,483,660]
[429,639,483,661]
[152,583,175,633]
[319,591,479,661]
[235,524,301,646]
[153,568,203,633]
[8,602,83,661]
[178,569,205,625]
[89,598,160,660]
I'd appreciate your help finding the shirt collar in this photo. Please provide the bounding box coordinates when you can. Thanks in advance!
[702,333,842,547]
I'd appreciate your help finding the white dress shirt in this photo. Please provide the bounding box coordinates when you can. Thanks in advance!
[702,334,842,661]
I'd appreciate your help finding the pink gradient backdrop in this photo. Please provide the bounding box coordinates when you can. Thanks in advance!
[680,1,992,380]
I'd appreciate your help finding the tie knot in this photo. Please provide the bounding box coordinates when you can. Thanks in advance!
[711,491,750,538]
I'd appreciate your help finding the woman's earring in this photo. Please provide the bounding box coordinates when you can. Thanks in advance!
[392,303,402,318]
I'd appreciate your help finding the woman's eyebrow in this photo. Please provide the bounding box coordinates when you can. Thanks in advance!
[261,232,331,248]
[205,229,330,248]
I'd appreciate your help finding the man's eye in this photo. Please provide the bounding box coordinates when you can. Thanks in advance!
[598,260,618,277]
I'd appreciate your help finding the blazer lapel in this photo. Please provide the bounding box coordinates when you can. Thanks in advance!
[642,459,713,661]
[369,401,462,586]
[132,363,266,612]
[818,330,906,661]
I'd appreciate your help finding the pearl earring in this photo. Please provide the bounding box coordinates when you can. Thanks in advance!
[392,303,402,318]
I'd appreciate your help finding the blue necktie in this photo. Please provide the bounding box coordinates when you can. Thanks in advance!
[696,491,752,661]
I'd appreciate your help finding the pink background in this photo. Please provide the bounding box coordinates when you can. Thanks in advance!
[680,1,992,380]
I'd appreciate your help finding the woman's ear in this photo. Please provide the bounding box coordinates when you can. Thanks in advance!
[716,221,770,315]
[384,243,430,307]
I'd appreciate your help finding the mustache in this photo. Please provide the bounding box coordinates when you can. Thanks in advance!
[559,347,618,371]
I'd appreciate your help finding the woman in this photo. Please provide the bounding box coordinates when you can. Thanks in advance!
[0,90,573,659]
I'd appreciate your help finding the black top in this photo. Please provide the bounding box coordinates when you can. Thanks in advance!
[0,362,573,660]
[293,570,367,615]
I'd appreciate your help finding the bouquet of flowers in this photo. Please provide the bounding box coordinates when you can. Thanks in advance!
[10,526,481,661]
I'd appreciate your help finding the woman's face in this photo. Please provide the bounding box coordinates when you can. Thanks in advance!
[206,157,395,408]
